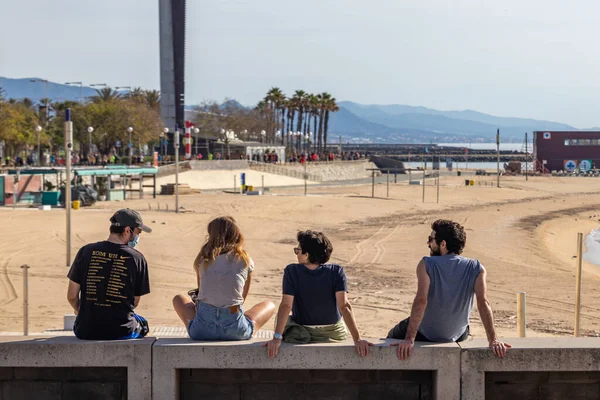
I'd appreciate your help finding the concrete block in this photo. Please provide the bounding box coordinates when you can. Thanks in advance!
[152,338,460,400]
[0,368,13,380]
[358,383,421,400]
[1,381,61,400]
[409,180,422,185]
[181,383,240,400]
[62,382,124,399]
[0,336,154,400]
[460,338,600,400]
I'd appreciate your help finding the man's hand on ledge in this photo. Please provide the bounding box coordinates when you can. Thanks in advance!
[489,340,511,358]
[262,339,282,359]
[390,339,414,360]
[354,339,374,357]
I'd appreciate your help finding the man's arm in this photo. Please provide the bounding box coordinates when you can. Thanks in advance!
[475,266,511,358]
[405,260,430,342]
[393,260,429,360]
[336,291,373,357]
[134,296,141,309]
[67,280,81,315]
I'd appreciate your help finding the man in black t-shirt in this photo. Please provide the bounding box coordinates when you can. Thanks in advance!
[67,209,152,340]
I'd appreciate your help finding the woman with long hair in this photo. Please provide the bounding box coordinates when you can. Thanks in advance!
[173,216,275,340]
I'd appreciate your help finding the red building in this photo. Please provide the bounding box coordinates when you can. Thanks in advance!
[534,131,600,173]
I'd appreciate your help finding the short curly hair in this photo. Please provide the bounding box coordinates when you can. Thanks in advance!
[297,230,333,264]
[431,219,466,255]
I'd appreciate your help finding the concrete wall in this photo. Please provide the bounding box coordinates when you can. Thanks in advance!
[276,160,377,181]
[5,337,600,399]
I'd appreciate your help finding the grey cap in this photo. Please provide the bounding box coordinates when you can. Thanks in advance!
[110,209,152,233]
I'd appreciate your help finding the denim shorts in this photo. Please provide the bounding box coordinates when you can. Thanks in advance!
[187,301,254,341]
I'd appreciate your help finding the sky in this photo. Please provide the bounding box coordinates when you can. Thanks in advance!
[1,0,599,128]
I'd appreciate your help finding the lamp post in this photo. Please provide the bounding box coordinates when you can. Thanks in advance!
[35,126,42,166]
[127,127,133,165]
[65,82,84,104]
[31,79,49,157]
[162,127,169,158]
[193,127,200,157]
[261,130,266,144]
[87,127,94,157]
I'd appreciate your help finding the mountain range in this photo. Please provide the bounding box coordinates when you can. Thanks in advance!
[0,77,580,143]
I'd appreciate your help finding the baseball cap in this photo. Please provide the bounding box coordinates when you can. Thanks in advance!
[110,209,152,233]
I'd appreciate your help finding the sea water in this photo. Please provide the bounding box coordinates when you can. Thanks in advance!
[583,228,600,266]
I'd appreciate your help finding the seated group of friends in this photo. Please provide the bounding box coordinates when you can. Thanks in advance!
[67,209,510,359]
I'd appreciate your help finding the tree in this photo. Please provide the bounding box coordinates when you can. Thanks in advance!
[91,88,121,103]
[322,94,338,153]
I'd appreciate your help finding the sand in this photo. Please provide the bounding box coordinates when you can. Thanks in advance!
[150,169,318,191]
[2,174,600,341]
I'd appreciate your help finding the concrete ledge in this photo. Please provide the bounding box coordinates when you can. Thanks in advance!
[460,338,600,400]
[0,336,154,400]
[152,338,460,400]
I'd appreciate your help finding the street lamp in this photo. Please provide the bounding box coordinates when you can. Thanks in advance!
[162,127,169,158]
[65,82,84,104]
[35,125,42,166]
[87,127,94,157]
[260,130,266,144]
[31,79,49,143]
[193,127,200,157]
[127,127,134,165]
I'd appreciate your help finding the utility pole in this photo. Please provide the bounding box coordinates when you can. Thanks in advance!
[496,129,500,188]
[525,132,528,181]
[65,109,73,266]
[175,129,180,213]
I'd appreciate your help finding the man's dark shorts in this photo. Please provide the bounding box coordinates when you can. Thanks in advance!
[387,317,469,342]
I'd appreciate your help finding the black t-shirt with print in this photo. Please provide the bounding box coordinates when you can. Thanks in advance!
[67,241,150,340]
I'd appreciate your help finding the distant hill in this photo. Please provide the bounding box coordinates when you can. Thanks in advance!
[0,77,98,103]
[1,76,585,143]
[337,101,577,142]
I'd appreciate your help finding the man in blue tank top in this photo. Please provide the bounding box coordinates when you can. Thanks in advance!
[387,219,511,359]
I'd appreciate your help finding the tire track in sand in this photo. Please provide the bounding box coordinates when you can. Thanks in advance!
[367,225,401,267]
[348,226,384,266]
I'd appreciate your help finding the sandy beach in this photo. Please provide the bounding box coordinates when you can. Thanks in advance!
[1,174,600,341]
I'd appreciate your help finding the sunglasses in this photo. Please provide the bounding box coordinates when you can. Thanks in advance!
[293,247,302,255]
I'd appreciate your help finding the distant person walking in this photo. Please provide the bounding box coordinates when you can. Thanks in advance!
[67,209,152,340]
[264,230,372,359]
[387,219,510,359]
[173,216,275,340]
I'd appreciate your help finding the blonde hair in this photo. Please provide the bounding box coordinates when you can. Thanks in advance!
[193,216,251,270]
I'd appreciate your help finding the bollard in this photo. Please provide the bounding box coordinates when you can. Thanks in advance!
[386,171,389,198]
[158,202,160,211]
[517,292,526,337]
[234,175,237,194]
[148,203,151,211]
[436,173,440,204]
[394,167,397,184]
[574,232,583,336]
[166,204,169,212]
[21,265,29,336]
[371,171,375,198]
[422,171,426,203]
[262,175,265,193]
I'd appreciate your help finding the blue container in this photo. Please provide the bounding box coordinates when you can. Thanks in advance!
[42,191,60,206]
[240,173,246,186]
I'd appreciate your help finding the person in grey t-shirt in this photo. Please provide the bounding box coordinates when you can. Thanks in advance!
[387,219,511,359]
[172,216,276,340]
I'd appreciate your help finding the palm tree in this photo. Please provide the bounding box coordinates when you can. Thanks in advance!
[91,88,120,103]
[323,95,339,152]
[144,90,161,110]
[265,87,285,142]
[292,90,306,152]
[307,94,319,153]
[317,93,329,152]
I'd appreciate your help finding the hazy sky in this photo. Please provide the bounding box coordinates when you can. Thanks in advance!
[1,0,599,128]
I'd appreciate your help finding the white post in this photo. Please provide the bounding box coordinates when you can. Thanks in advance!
[21,264,29,336]
[175,130,179,213]
[496,129,500,188]
[65,109,73,266]
[517,292,526,337]
[574,232,583,336]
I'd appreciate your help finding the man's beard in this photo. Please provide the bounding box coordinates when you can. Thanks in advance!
[430,247,442,256]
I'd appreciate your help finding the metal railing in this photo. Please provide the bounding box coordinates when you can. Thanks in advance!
[248,161,322,182]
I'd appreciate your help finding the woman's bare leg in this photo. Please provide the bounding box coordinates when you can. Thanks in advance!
[244,301,276,332]
[172,294,196,328]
